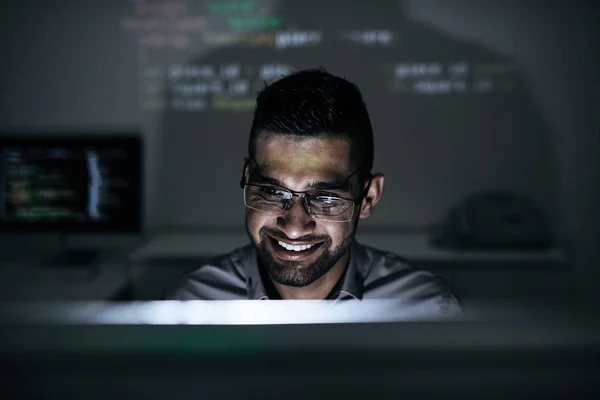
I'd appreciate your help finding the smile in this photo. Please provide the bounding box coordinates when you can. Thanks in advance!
[267,235,324,261]
[277,240,315,252]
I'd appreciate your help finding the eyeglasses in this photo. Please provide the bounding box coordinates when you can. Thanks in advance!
[240,158,372,222]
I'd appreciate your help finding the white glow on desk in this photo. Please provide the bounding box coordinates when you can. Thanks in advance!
[7,300,450,325]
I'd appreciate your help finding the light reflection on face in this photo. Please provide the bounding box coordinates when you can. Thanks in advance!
[245,132,360,288]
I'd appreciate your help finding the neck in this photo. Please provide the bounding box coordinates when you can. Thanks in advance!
[272,252,350,300]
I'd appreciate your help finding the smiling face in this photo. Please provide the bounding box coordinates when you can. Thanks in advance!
[245,131,365,289]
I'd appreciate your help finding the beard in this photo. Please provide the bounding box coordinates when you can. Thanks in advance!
[246,224,356,288]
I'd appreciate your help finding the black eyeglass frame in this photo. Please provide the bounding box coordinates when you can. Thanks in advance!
[239,157,372,221]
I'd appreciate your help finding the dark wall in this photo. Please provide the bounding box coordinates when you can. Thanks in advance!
[0,1,598,308]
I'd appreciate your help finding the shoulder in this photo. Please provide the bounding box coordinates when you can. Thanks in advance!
[165,245,252,300]
[359,244,462,316]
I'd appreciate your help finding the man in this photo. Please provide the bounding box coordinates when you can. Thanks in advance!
[167,69,461,316]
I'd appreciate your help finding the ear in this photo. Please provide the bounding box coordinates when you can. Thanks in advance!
[241,158,250,186]
[358,173,384,219]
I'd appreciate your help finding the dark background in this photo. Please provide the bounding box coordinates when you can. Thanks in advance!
[0,0,598,310]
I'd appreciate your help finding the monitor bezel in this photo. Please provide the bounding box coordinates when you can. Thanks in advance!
[0,131,143,234]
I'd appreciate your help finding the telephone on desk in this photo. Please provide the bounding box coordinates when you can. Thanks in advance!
[431,191,554,250]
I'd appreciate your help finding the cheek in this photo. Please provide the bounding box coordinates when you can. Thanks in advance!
[323,223,352,245]
[246,210,271,238]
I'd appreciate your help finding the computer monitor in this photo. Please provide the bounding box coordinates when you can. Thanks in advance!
[0,132,142,266]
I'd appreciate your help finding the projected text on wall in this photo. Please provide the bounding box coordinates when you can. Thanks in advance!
[121,0,519,112]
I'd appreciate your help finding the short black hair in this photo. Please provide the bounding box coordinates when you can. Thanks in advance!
[249,68,374,181]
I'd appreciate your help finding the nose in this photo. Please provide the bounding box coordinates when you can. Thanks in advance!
[277,196,316,239]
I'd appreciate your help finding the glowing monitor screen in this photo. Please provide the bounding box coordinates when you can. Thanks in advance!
[0,134,142,233]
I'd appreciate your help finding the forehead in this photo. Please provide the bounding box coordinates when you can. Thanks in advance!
[254,131,351,178]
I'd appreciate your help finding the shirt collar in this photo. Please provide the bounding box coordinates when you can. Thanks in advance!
[245,240,369,301]
[244,246,269,300]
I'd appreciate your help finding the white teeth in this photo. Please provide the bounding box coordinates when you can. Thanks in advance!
[278,241,314,252]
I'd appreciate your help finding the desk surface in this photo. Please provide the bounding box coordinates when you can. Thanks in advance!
[131,231,566,263]
[0,259,131,301]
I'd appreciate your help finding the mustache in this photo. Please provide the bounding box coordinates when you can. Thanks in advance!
[259,227,329,243]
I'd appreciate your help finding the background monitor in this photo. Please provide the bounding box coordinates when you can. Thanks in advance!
[0,132,143,234]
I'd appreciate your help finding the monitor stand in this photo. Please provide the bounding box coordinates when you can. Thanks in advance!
[43,249,99,267]
[41,234,100,279]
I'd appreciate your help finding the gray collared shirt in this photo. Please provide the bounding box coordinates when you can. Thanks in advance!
[166,240,461,316]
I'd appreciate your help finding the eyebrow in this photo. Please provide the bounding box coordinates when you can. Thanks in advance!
[254,175,351,192]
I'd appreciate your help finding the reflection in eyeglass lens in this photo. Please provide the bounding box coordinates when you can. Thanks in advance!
[244,185,354,221]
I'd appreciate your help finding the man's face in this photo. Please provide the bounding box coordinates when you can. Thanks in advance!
[245,131,362,288]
